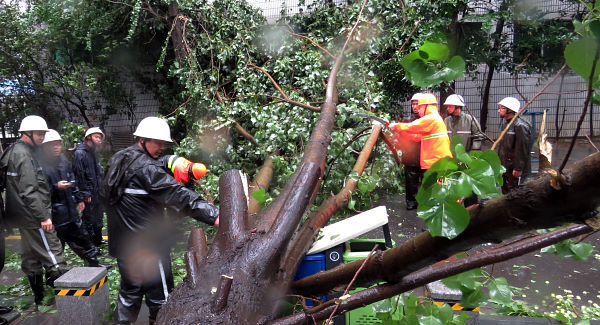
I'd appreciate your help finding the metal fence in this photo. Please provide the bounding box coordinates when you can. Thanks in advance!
[453,69,597,140]
[249,0,347,23]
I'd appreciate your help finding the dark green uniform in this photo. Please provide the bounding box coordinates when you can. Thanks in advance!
[0,140,66,288]
[444,111,484,151]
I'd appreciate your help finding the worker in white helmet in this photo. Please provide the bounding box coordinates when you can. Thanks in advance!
[72,127,105,247]
[443,94,484,151]
[0,116,67,305]
[497,97,531,194]
[100,116,219,324]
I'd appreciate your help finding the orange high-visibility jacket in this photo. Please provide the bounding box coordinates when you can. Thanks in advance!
[389,105,452,169]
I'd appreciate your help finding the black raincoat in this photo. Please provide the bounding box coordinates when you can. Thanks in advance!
[38,154,82,227]
[72,142,103,200]
[100,145,219,258]
[498,116,532,176]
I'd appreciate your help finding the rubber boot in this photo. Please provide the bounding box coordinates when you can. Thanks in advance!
[28,274,45,305]
[45,268,64,288]
[86,257,113,269]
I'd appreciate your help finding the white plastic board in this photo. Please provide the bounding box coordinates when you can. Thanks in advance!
[307,205,388,255]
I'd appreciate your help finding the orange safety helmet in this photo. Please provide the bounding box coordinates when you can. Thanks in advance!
[417,93,438,106]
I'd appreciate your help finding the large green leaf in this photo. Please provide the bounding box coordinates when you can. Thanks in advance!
[452,173,473,198]
[423,198,470,239]
[454,142,472,166]
[565,37,600,81]
[463,159,500,199]
[487,277,514,305]
[419,42,450,61]
[400,41,465,87]
[442,268,483,290]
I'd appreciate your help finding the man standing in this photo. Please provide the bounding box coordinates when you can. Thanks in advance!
[0,116,67,305]
[443,94,484,152]
[389,93,453,171]
[72,127,105,246]
[39,130,107,268]
[398,92,424,210]
[100,116,219,324]
[497,97,531,194]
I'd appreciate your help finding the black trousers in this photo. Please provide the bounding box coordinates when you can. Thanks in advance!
[404,165,424,204]
[55,221,98,262]
[114,254,174,322]
[81,200,103,245]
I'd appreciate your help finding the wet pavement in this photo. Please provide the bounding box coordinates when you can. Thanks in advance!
[0,237,150,325]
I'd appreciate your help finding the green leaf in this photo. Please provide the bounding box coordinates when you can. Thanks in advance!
[488,277,514,305]
[250,188,268,205]
[463,159,499,199]
[419,42,450,61]
[461,288,486,309]
[443,268,483,290]
[570,242,594,260]
[419,316,443,325]
[565,37,600,81]
[436,303,454,323]
[454,142,472,166]
[423,198,470,239]
[452,173,473,198]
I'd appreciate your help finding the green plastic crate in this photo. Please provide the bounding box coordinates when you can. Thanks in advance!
[343,239,391,324]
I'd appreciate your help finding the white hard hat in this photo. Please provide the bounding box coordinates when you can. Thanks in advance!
[498,97,520,113]
[42,129,62,144]
[18,115,49,132]
[444,94,465,107]
[85,127,104,139]
[133,117,172,142]
[410,92,425,102]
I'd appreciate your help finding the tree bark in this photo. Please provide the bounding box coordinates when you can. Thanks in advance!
[156,32,351,325]
[274,224,594,325]
[292,151,600,296]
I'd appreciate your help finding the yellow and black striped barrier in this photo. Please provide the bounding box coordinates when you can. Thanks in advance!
[55,276,107,297]
[7,235,109,240]
[432,301,480,312]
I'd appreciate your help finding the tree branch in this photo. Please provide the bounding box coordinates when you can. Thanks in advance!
[278,124,382,282]
[274,224,594,325]
[184,228,208,287]
[214,170,249,250]
[292,151,600,296]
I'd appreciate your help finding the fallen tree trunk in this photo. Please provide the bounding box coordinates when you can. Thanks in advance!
[274,223,595,324]
[292,151,600,296]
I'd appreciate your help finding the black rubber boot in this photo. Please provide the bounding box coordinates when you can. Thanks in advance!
[45,268,64,288]
[28,274,45,305]
[86,257,113,269]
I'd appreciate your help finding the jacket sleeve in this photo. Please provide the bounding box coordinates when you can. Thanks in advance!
[72,150,92,198]
[142,164,219,225]
[513,122,531,172]
[390,116,435,135]
[66,162,85,203]
[14,151,50,223]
